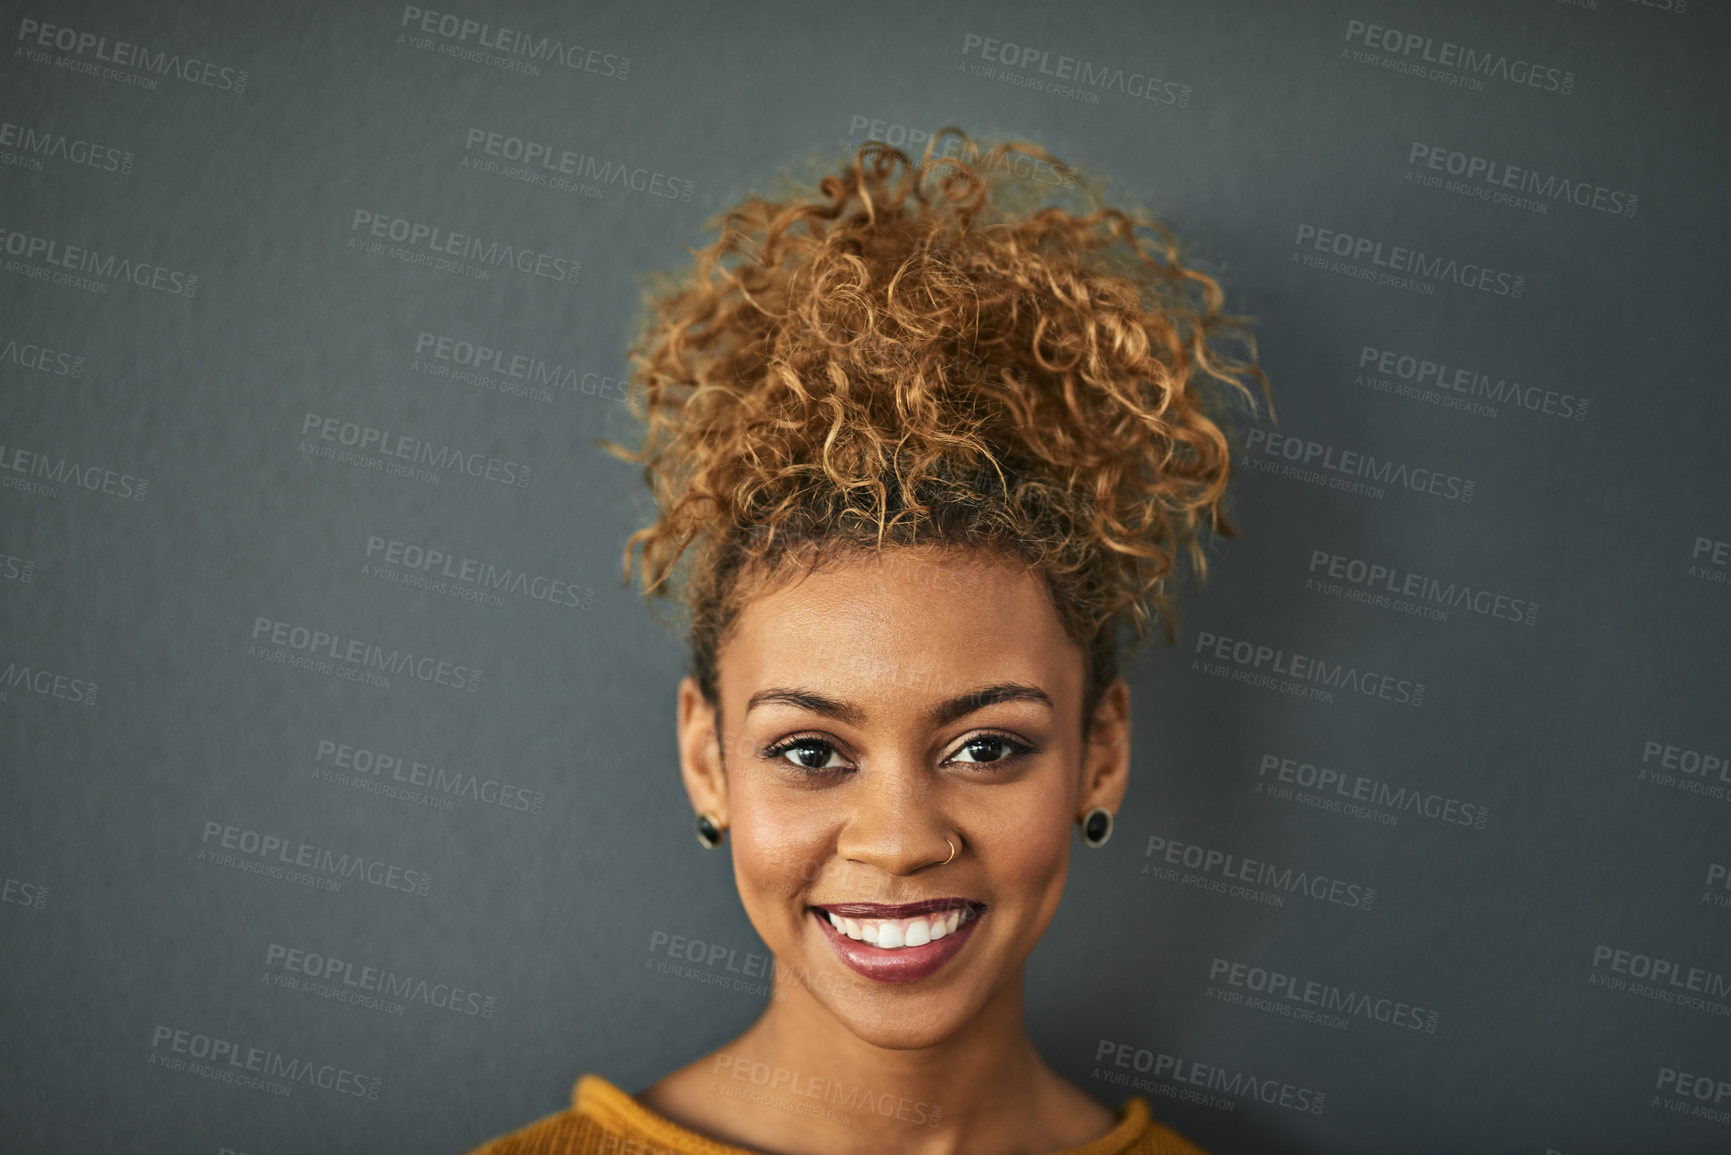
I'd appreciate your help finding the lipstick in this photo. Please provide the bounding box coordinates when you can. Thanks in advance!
[807,899,987,984]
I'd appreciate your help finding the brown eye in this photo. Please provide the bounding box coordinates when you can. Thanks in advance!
[950,735,1032,765]
[770,738,845,771]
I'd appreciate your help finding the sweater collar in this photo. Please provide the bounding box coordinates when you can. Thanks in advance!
[573,1072,1155,1155]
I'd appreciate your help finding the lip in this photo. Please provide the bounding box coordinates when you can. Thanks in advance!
[808,901,987,985]
[813,897,978,918]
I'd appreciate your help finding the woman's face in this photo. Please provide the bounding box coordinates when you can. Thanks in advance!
[676,545,1131,1049]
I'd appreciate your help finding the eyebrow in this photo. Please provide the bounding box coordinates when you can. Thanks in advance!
[743,682,1054,729]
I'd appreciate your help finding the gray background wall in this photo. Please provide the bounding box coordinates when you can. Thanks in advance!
[2,1,1726,1152]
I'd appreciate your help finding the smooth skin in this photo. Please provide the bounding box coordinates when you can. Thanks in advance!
[638,543,1134,1155]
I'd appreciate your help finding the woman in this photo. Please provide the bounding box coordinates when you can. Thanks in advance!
[468,129,1270,1155]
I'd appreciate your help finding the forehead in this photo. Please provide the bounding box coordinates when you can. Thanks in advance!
[719,547,1083,714]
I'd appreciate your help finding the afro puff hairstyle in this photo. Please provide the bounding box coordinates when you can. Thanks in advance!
[604,129,1272,729]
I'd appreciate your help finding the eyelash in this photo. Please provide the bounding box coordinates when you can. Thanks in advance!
[761,731,1037,774]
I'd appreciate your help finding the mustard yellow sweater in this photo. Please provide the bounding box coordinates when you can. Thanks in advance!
[466,1074,1210,1155]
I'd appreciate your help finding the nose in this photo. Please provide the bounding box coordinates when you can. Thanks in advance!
[833,754,952,877]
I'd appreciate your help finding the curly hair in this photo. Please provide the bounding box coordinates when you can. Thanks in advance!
[603,129,1272,732]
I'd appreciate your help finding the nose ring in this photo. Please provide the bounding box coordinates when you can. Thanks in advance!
[942,837,956,865]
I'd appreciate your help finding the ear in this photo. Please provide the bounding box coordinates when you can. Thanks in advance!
[1078,678,1131,818]
[677,675,728,824]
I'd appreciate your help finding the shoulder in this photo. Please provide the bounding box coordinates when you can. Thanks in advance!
[1050,1091,1211,1155]
[460,1077,618,1155]
[1037,1072,1122,1147]
[633,1059,718,1132]
[1120,1101,1213,1155]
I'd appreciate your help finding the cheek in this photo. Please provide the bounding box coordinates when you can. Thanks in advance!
[982,777,1075,895]
[728,781,835,905]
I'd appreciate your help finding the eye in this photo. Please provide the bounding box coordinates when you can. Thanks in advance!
[948,733,1034,766]
[765,737,849,772]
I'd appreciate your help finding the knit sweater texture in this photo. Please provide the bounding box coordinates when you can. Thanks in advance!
[465,1074,1210,1155]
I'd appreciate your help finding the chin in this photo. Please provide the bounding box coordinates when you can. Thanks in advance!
[805,978,990,1050]
[836,1010,970,1050]
[760,898,1021,1048]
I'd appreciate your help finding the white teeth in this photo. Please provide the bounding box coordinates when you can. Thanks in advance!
[821,908,971,950]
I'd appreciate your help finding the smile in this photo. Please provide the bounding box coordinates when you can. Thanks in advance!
[807,899,987,984]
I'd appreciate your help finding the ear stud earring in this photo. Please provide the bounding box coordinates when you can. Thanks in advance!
[1079,807,1112,848]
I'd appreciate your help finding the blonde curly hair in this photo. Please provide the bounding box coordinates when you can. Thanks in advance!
[604,129,1272,729]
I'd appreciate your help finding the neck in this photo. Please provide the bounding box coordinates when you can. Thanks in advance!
[713,961,1068,1154]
